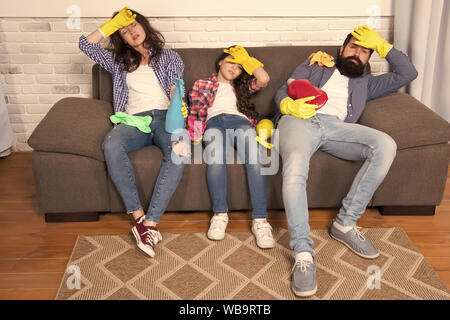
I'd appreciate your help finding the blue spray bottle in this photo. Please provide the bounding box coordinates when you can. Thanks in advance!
[165,78,185,134]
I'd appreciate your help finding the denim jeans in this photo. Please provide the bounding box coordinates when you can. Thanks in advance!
[203,114,267,219]
[275,114,397,255]
[102,109,186,223]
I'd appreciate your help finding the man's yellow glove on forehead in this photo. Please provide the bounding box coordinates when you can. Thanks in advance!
[351,25,393,58]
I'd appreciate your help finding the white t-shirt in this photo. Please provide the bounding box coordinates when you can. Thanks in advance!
[316,69,349,120]
[207,82,248,122]
[126,64,169,115]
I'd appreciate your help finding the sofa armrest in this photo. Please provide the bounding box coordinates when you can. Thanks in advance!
[28,97,113,161]
[358,93,450,150]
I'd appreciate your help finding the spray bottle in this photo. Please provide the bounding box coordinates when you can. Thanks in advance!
[165,78,186,134]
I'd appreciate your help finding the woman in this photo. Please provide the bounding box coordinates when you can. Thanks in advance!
[79,7,188,258]
[188,46,275,249]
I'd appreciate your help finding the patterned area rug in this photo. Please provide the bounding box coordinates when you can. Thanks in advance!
[56,227,450,300]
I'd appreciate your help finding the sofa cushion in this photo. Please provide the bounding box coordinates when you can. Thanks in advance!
[28,97,113,161]
[359,93,450,150]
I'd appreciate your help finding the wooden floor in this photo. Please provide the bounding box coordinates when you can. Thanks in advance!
[0,152,449,299]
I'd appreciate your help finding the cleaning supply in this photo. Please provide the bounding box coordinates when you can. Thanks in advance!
[99,6,136,37]
[224,45,264,75]
[165,78,186,134]
[187,117,206,143]
[287,79,328,110]
[256,119,274,149]
[280,96,317,119]
[308,51,335,67]
[351,25,393,58]
[110,112,152,133]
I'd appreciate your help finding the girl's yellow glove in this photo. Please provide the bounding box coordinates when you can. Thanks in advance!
[256,119,274,149]
[224,45,263,75]
[99,6,136,37]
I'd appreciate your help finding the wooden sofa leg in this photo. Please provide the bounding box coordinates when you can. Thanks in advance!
[378,206,436,216]
[45,212,99,222]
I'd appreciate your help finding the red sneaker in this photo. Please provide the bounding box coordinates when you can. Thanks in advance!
[131,216,162,258]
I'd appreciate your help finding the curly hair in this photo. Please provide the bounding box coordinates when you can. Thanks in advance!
[215,49,262,122]
[108,9,165,73]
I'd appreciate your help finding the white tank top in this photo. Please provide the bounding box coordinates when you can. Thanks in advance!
[207,82,248,122]
[126,64,169,115]
[317,69,349,120]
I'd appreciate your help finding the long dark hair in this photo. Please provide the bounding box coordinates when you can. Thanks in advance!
[108,9,165,72]
[215,48,262,122]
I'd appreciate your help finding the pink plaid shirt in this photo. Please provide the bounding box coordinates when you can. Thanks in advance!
[187,73,261,140]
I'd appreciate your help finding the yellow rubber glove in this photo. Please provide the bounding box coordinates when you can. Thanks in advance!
[351,25,393,58]
[181,102,188,119]
[309,51,335,67]
[255,119,274,149]
[224,45,264,75]
[99,6,136,37]
[167,101,188,118]
[192,136,203,145]
[280,96,317,119]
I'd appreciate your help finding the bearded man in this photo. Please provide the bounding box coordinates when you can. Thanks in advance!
[273,26,418,297]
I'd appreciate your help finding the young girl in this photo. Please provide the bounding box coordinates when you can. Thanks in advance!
[79,7,188,258]
[188,46,275,249]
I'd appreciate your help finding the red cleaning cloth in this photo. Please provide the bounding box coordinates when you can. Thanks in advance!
[287,79,328,110]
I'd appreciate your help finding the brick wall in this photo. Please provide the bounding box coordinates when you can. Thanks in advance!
[0,16,393,151]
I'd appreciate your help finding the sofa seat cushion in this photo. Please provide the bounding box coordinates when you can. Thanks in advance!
[28,97,113,161]
[359,93,450,150]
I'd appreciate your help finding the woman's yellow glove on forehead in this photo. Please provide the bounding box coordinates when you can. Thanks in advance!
[99,6,136,37]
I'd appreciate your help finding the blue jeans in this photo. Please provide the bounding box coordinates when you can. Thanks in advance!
[275,114,397,255]
[203,114,267,219]
[102,109,186,223]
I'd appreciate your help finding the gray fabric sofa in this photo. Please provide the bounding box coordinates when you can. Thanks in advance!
[28,45,450,222]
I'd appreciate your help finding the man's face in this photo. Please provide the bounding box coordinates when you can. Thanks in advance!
[340,37,371,65]
[336,37,371,78]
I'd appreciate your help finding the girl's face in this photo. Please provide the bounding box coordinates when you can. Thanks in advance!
[119,20,146,48]
[217,56,243,82]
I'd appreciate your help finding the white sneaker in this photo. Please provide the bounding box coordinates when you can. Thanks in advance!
[207,213,229,241]
[252,219,275,249]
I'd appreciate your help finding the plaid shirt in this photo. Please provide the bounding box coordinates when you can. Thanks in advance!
[79,35,184,113]
[187,73,261,140]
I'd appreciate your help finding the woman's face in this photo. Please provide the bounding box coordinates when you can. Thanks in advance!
[218,55,243,82]
[119,20,146,48]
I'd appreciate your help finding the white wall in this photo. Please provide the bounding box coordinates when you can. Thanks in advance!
[1,0,393,17]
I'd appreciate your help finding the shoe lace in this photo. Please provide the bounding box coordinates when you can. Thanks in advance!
[292,259,312,274]
[254,221,273,239]
[353,225,366,242]
[143,229,161,248]
[210,215,228,230]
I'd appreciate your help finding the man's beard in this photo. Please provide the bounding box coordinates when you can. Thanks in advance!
[335,55,366,78]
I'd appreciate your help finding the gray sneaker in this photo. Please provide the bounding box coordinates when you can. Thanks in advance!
[329,222,379,259]
[291,258,317,297]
